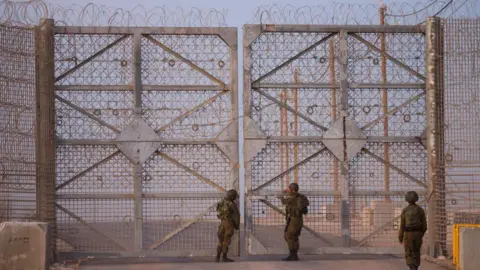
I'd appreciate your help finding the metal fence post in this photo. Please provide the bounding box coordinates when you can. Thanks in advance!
[35,18,57,259]
[338,30,351,247]
[426,16,447,257]
[133,30,144,251]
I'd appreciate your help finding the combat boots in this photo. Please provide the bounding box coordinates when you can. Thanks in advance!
[215,246,222,262]
[407,265,417,270]
[221,253,234,262]
[282,249,299,261]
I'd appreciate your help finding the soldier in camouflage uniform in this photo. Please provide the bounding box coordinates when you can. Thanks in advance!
[399,191,427,270]
[278,183,309,261]
[216,189,240,262]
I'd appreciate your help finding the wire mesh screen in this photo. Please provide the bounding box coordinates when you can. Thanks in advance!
[53,29,237,256]
[244,27,427,253]
[440,18,480,256]
[0,25,37,222]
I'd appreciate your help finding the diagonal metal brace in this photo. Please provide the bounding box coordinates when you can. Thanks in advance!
[254,88,328,131]
[349,33,426,81]
[155,151,226,192]
[363,148,427,188]
[355,193,432,247]
[143,35,226,87]
[55,35,129,82]
[253,33,337,84]
[254,148,328,192]
[55,202,130,251]
[362,92,426,131]
[260,199,334,247]
[156,90,228,133]
[56,151,121,191]
[148,202,218,250]
[55,95,121,133]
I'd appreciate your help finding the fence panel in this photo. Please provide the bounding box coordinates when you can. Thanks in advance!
[243,25,427,254]
[52,27,238,258]
[0,25,37,222]
[439,18,480,257]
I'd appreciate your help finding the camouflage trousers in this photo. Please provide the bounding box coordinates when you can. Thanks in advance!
[403,231,424,267]
[217,219,234,253]
[284,217,303,251]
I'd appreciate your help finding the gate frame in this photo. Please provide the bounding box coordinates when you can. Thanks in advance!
[242,23,441,255]
[36,21,239,258]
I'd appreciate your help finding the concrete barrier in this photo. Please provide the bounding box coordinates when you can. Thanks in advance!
[459,227,480,270]
[0,222,51,270]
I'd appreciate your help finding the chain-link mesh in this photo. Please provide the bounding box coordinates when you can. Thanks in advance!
[0,25,37,222]
[438,18,480,256]
[53,30,237,255]
[245,27,427,252]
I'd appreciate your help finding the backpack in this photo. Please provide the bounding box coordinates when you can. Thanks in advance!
[404,205,423,230]
[298,193,309,215]
[216,199,231,220]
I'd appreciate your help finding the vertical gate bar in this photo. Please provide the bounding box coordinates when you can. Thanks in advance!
[228,29,240,256]
[380,6,391,202]
[35,18,56,260]
[330,38,340,207]
[293,69,299,184]
[133,31,143,251]
[284,90,289,187]
[338,30,351,247]
[436,18,447,257]
[243,31,253,255]
[280,91,285,190]
[426,17,447,257]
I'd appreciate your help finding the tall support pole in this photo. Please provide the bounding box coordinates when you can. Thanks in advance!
[280,91,285,190]
[380,5,391,202]
[35,18,56,260]
[338,30,351,247]
[132,31,143,251]
[243,28,254,256]
[228,29,240,256]
[330,38,340,207]
[281,90,290,187]
[426,17,447,257]
[293,69,299,184]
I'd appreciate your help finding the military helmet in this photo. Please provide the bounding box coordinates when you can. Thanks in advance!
[226,189,238,201]
[289,183,299,192]
[405,191,419,202]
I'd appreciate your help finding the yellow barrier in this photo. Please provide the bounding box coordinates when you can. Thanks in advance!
[453,224,480,270]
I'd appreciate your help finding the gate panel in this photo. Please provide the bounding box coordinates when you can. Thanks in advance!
[53,27,238,257]
[244,25,427,254]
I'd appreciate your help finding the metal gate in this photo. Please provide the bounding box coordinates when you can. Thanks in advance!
[39,22,239,257]
[243,24,430,254]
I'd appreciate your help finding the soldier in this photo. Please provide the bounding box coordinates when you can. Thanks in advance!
[278,183,309,261]
[398,191,427,270]
[216,189,240,262]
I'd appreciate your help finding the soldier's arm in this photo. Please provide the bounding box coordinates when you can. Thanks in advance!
[231,202,240,230]
[421,208,427,234]
[398,209,405,243]
[279,195,291,205]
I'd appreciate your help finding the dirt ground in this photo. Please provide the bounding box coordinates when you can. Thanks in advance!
[77,255,448,270]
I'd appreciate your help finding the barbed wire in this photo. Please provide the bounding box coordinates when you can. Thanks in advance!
[0,0,228,27]
[250,0,479,25]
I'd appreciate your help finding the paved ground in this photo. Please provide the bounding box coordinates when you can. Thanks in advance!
[78,255,447,270]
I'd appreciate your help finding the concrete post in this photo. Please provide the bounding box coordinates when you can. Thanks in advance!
[35,18,56,260]
[426,17,447,257]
